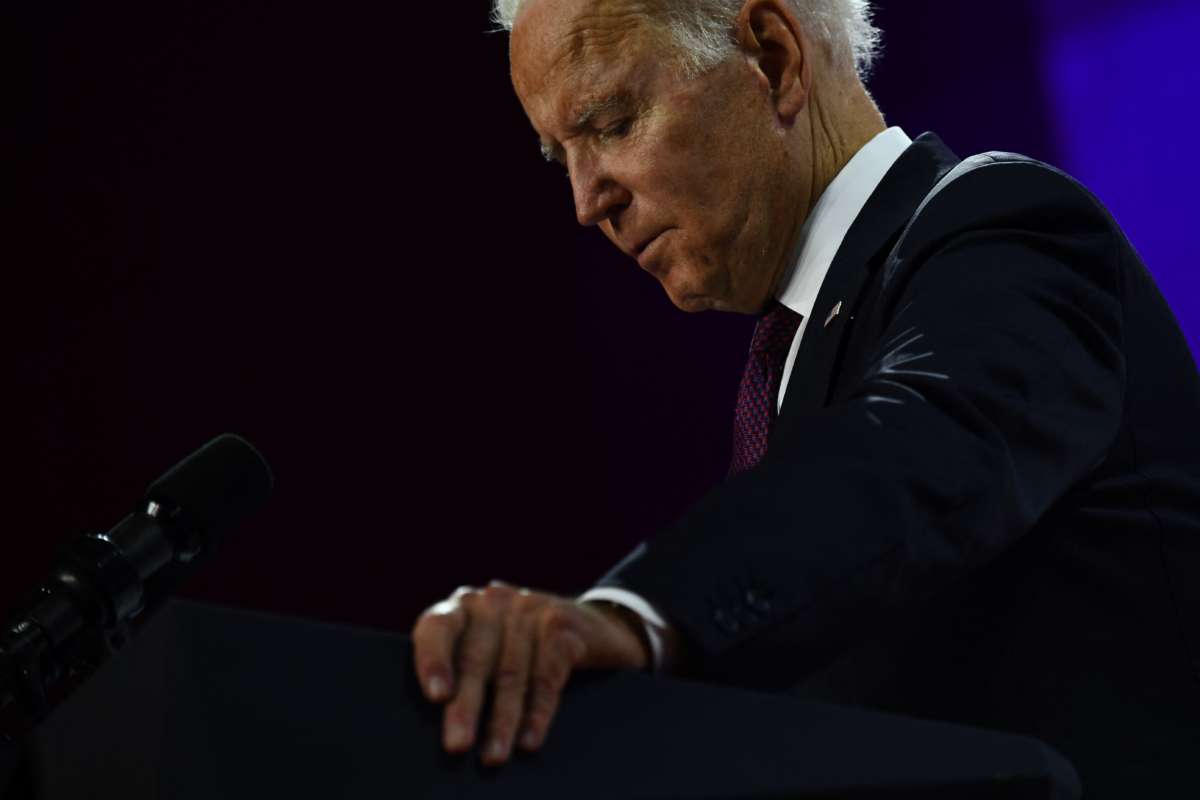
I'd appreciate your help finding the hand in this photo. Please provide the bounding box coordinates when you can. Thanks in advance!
[411,581,650,766]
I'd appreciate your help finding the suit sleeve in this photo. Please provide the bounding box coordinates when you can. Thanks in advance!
[577,585,674,672]
[591,161,1128,690]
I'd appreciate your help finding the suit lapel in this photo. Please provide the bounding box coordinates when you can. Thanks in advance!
[776,133,962,423]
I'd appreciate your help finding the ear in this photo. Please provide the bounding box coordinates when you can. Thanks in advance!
[734,0,811,124]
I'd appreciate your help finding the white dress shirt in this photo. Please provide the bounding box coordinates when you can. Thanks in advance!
[579,127,914,672]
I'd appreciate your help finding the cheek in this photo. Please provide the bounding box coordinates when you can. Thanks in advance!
[632,81,771,277]
[640,144,751,255]
[658,120,737,196]
[664,231,734,297]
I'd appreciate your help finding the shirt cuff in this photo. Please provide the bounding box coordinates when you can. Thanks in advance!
[578,586,670,672]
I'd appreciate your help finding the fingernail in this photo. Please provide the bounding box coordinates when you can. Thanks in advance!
[520,729,538,749]
[445,722,471,750]
[428,675,447,700]
[485,738,507,762]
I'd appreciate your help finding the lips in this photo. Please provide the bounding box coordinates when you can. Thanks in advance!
[632,232,659,256]
[634,229,671,273]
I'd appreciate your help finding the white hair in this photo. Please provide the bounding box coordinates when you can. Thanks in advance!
[492,0,881,80]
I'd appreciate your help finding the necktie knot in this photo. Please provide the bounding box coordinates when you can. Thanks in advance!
[729,301,805,476]
[750,301,804,357]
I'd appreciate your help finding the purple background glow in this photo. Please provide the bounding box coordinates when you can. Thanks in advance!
[1038,0,1200,354]
[5,1,1197,633]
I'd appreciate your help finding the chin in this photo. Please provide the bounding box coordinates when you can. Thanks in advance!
[660,269,717,313]
[666,291,715,313]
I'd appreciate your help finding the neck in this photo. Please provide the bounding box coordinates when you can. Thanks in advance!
[807,82,887,209]
[766,76,886,302]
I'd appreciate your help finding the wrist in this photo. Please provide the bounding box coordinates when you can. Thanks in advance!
[583,600,654,672]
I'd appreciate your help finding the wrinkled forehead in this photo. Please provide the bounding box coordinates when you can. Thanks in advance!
[510,0,667,108]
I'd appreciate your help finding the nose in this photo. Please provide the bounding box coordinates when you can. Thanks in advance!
[568,152,630,227]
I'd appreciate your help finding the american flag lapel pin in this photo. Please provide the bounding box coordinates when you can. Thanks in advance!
[824,300,843,329]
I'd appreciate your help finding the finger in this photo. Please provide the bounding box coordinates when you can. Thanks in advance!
[481,604,535,765]
[442,587,509,753]
[411,590,471,702]
[519,610,585,752]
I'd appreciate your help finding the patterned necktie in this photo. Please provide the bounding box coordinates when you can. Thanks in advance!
[729,301,804,476]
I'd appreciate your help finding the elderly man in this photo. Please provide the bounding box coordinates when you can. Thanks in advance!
[412,0,1200,793]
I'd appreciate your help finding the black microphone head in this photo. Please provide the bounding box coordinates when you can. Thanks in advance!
[143,434,273,543]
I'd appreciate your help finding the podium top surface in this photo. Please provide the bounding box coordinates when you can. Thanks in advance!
[26,599,1080,800]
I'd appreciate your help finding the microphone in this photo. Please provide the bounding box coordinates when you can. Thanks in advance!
[0,434,273,721]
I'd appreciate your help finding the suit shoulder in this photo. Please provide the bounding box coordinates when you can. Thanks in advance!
[878,150,1127,305]
[904,150,1113,243]
[888,150,1120,272]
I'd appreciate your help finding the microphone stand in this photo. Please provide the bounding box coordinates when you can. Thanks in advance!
[0,620,31,799]
[0,434,271,798]
[0,537,143,800]
[0,733,28,800]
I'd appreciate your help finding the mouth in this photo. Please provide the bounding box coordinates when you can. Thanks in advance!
[634,229,671,273]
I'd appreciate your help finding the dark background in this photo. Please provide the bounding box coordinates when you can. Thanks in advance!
[6,1,1197,635]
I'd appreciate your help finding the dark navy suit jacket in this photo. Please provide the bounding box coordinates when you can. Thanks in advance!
[594,133,1200,796]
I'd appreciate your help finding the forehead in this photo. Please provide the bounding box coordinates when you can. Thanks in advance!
[510,0,666,120]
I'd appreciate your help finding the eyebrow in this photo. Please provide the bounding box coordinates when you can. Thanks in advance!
[574,93,628,129]
[539,92,633,163]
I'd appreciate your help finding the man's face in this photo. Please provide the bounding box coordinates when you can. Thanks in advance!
[510,0,802,314]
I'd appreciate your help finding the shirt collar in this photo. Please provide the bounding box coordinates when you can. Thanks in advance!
[774,126,913,318]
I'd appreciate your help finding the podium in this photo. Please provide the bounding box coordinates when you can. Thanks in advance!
[8,599,1079,799]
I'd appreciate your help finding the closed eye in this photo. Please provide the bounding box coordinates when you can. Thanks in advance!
[599,118,632,141]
